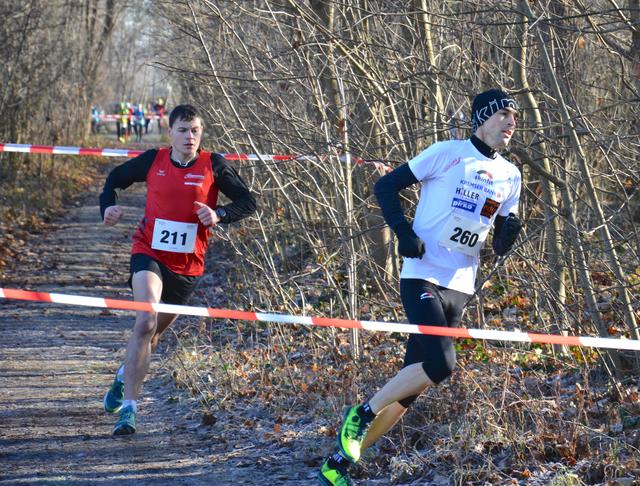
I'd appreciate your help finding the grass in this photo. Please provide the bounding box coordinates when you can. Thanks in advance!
[166,307,640,484]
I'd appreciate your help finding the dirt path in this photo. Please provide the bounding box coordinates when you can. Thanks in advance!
[0,177,321,485]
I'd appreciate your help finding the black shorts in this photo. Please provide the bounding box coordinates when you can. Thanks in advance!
[400,278,468,384]
[129,253,200,305]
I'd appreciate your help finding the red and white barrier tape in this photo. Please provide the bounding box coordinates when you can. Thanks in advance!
[96,114,165,121]
[0,143,393,172]
[0,143,144,158]
[1,287,638,351]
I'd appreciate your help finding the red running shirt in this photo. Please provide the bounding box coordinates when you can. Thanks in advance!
[131,148,219,276]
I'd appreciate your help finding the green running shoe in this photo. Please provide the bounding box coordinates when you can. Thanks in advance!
[318,458,352,486]
[337,405,369,463]
[113,405,136,435]
[103,364,125,413]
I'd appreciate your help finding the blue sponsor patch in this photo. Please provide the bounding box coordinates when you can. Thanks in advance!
[452,198,477,212]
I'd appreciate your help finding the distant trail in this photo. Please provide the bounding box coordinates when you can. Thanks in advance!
[0,163,321,485]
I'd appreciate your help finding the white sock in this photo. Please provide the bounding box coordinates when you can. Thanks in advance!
[116,364,125,380]
[122,400,137,412]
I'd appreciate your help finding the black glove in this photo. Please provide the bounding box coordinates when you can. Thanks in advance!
[492,213,522,256]
[395,221,425,258]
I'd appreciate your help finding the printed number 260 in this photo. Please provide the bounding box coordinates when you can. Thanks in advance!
[450,227,478,247]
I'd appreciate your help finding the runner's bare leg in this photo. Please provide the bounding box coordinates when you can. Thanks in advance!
[123,270,163,401]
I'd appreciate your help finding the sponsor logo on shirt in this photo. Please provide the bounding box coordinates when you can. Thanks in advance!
[460,178,496,197]
[455,187,480,200]
[156,169,166,176]
[480,198,500,218]
[420,291,434,300]
[443,157,461,173]
[475,170,494,185]
[452,197,477,212]
[184,173,205,187]
[453,186,480,213]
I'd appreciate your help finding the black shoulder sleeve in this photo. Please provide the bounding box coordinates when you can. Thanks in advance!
[211,153,256,223]
[99,150,156,218]
[373,163,419,234]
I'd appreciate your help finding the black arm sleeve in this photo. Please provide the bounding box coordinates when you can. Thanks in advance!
[99,150,156,219]
[211,153,256,223]
[373,163,419,234]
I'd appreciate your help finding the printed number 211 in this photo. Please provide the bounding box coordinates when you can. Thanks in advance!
[160,230,187,246]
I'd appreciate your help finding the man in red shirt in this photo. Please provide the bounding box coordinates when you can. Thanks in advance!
[100,104,256,435]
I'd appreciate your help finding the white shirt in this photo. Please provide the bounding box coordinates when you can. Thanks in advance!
[401,139,521,294]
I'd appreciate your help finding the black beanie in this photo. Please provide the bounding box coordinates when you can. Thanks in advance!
[471,89,518,132]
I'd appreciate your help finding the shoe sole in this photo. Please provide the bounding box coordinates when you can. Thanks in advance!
[103,390,123,414]
[336,408,358,463]
[113,424,136,435]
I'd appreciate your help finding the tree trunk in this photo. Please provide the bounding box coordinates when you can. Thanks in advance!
[514,1,567,342]
[415,0,445,145]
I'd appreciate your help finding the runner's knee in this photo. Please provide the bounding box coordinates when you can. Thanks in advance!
[133,312,157,338]
[422,350,456,384]
[398,394,418,408]
[403,334,457,385]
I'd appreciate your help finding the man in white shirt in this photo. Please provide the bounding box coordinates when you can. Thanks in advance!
[319,89,523,485]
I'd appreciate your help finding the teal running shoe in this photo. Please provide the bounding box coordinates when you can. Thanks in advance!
[113,405,136,435]
[103,364,125,413]
[318,458,352,486]
[337,405,369,463]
